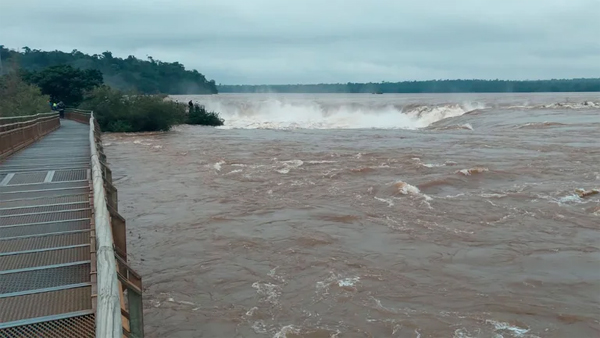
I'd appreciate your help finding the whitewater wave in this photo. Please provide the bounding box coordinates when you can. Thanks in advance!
[516,122,567,129]
[193,99,484,130]
[505,101,600,110]
[540,101,599,109]
[457,167,489,176]
[175,95,599,130]
[430,123,474,131]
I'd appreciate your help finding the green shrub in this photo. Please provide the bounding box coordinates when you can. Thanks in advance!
[187,104,224,126]
[0,71,50,117]
[79,86,186,132]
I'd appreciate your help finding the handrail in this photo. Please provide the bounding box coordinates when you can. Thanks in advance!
[66,108,92,114]
[66,109,93,124]
[0,114,57,131]
[0,112,57,122]
[89,112,122,338]
[0,112,60,161]
[87,112,144,337]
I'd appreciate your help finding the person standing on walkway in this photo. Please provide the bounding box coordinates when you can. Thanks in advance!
[57,101,65,118]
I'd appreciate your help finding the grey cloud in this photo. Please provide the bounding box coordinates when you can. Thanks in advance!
[1,0,599,84]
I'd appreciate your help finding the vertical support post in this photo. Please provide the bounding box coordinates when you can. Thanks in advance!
[128,289,144,338]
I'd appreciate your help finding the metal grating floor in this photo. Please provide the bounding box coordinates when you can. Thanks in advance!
[0,219,91,238]
[0,263,90,294]
[0,202,90,216]
[0,188,90,201]
[53,169,89,182]
[0,246,90,270]
[0,194,89,209]
[0,209,91,226]
[6,172,48,185]
[0,120,96,333]
[0,181,88,193]
[0,232,90,253]
[0,313,95,338]
[0,287,92,323]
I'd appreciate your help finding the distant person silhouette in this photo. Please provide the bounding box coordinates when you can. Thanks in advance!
[57,101,65,118]
[188,100,194,114]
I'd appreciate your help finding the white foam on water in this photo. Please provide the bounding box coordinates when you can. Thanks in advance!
[541,101,600,109]
[252,320,269,334]
[252,282,282,304]
[273,325,301,338]
[422,163,445,168]
[337,277,360,287]
[374,196,395,207]
[275,159,304,174]
[558,194,582,204]
[213,160,225,171]
[481,193,507,198]
[246,307,259,316]
[457,167,489,176]
[133,139,153,146]
[307,160,337,164]
[453,328,478,338]
[200,99,483,130]
[394,181,433,201]
[486,319,532,337]
[268,266,286,283]
[412,157,449,168]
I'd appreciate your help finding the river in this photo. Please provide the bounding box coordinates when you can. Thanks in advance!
[103,93,600,338]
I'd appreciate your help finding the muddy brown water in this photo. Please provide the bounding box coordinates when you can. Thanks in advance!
[103,93,599,338]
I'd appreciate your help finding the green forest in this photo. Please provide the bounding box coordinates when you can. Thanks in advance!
[0,46,218,94]
[219,79,600,93]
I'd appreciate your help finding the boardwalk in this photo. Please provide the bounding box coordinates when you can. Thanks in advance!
[0,120,96,336]
[0,115,143,337]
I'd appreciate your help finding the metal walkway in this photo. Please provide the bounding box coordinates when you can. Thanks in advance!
[0,120,96,337]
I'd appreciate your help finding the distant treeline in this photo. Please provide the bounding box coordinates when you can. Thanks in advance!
[219,79,600,93]
[1,46,217,94]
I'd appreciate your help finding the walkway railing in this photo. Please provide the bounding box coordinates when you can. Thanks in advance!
[0,113,60,161]
[76,110,144,338]
[0,111,144,337]
[65,108,92,124]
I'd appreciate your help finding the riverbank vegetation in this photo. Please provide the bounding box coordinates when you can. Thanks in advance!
[1,46,218,94]
[188,104,224,127]
[0,71,49,117]
[0,46,224,129]
[219,78,600,93]
[79,86,224,132]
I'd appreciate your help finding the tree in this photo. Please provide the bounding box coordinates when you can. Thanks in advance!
[1,47,218,94]
[0,70,50,117]
[22,65,103,105]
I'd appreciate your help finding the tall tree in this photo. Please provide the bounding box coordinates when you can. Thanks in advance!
[0,46,218,94]
[22,65,103,105]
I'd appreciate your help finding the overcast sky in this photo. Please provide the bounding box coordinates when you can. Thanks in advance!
[1,0,599,84]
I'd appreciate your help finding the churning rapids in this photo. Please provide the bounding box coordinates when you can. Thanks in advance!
[103,93,599,338]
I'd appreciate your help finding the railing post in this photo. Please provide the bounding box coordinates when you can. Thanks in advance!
[127,289,144,338]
